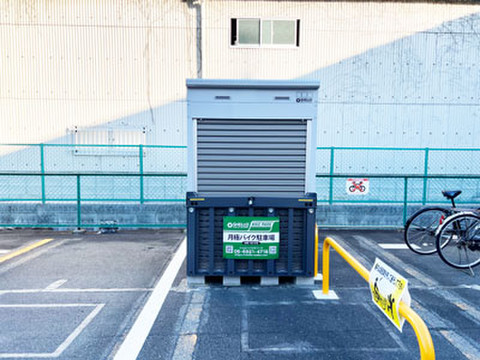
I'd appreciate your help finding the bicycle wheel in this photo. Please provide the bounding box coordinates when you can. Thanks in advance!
[436,212,480,269]
[404,207,450,255]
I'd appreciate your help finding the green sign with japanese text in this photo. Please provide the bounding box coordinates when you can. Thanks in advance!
[223,217,280,259]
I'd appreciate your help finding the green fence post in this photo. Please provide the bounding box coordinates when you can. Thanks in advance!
[139,144,144,204]
[40,143,45,204]
[403,177,408,226]
[76,175,81,229]
[422,148,429,205]
[329,147,335,205]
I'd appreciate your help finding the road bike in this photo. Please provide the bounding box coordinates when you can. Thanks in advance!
[404,190,462,255]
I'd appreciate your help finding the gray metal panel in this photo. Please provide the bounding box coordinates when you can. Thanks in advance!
[187,79,320,90]
[197,119,307,196]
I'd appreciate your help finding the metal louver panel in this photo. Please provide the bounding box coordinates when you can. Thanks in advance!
[197,119,307,196]
[186,194,317,277]
[197,207,305,274]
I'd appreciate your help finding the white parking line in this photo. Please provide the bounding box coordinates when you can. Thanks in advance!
[440,330,480,360]
[356,234,480,325]
[172,291,205,360]
[412,300,480,360]
[0,303,104,358]
[378,243,418,250]
[354,235,436,287]
[460,284,480,291]
[0,303,97,308]
[44,280,67,291]
[113,237,187,360]
[52,304,105,357]
[0,288,153,295]
[0,250,10,254]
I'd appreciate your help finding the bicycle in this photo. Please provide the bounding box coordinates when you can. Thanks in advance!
[404,190,462,255]
[435,211,480,269]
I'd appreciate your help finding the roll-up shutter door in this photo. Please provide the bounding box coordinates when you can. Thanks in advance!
[196,119,308,196]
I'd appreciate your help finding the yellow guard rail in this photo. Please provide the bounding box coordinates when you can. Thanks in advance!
[322,236,435,360]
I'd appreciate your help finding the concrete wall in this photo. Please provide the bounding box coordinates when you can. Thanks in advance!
[0,203,186,229]
[0,202,426,229]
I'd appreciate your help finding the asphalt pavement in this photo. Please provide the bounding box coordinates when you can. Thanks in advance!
[0,229,184,359]
[0,228,478,359]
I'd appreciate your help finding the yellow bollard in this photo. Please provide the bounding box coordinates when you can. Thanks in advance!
[322,238,330,294]
[399,302,436,360]
[321,236,435,360]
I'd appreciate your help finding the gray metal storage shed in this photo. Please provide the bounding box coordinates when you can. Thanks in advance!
[186,79,320,280]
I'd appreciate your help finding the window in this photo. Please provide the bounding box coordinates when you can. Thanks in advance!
[231,18,300,47]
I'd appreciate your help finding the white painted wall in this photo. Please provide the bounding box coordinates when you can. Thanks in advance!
[0,0,196,146]
[205,1,480,148]
[1,1,480,170]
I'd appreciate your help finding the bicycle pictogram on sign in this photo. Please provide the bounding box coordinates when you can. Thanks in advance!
[346,178,369,195]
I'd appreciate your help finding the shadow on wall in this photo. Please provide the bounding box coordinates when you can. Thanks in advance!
[0,102,188,202]
[0,100,188,173]
[301,11,480,150]
[1,12,480,202]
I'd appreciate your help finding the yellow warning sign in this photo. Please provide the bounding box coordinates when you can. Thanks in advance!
[369,258,411,332]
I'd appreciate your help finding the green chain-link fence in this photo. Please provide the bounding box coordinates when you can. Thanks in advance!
[1,144,479,228]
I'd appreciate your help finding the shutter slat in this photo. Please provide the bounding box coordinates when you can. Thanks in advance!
[198,149,305,156]
[198,155,305,162]
[197,119,307,196]
[198,168,305,177]
[198,173,304,180]
[198,131,306,137]
[202,179,303,185]
[198,137,305,143]
[198,124,306,131]
[198,143,305,149]
[198,162,305,169]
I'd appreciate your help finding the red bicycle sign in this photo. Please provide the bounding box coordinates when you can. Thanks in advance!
[346,178,369,195]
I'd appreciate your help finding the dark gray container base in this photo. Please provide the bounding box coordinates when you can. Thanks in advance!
[186,193,317,278]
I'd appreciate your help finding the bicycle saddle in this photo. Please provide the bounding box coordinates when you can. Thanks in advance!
[442,190,462,199]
